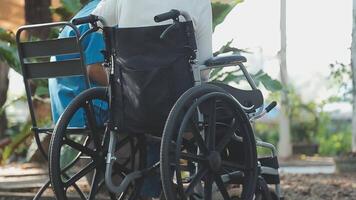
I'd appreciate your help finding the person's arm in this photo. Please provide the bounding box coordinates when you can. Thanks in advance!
[82,29,107,85]
[92,0,119,26]
[195,1,213,80]
[87,63,108,86]
[86,0,119,86]
[195,1,213,64]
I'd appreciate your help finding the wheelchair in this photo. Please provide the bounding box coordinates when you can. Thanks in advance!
[19,9,282,200]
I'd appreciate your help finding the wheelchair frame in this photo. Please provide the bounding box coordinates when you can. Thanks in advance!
[15,9,282,200]
[95,11,282,199]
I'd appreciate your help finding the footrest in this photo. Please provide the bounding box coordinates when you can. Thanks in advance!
[259,156,280,184]
[259,156,279,169]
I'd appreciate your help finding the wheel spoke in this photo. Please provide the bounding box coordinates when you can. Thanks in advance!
[33,179,50,200]
[216,120,238,153]
[191,121,209,154]
[62,173,87,200]
[204,173,213,200]
[118,184,133,200]
[88,170,102,200]
[109,192,117,200]
[97,177,118,200]
[64,161,96,188]
[185,167,208,196]
[206,98,216,151]
[180,152,207,163]
[64,139,97,158]
[214,175,231,200]
[83,102,101,150]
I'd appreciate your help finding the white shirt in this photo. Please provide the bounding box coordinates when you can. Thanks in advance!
[92,0,213,64]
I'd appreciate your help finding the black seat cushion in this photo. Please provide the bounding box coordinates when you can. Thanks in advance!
[205,55,247,67]
[211,82,264,113]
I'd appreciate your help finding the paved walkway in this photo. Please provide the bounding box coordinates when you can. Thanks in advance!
[280,165,335,174]
[279,156,335,174]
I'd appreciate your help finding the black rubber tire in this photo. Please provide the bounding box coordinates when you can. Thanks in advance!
[160,84,258,200]
[49,87,145,200]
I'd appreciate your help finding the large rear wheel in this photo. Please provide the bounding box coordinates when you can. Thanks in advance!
[160,84,258,200]
[49,87,145,200]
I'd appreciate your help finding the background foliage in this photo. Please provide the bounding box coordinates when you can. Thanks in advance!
[2,0,350,161]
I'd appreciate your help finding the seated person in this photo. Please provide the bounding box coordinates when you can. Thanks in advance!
[92,0,212,65]
[49,0,108,127]
[91,0,213,199]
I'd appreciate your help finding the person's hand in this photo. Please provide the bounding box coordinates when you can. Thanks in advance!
[87,63,109,86]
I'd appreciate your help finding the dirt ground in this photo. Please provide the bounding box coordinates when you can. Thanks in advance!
[280,173,356,200]
[1,163,356,200]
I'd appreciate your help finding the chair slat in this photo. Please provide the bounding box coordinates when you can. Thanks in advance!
[20,37,79,58]
[24,59,84,79]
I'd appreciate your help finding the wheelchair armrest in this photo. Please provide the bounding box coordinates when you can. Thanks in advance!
[204,55,247,67]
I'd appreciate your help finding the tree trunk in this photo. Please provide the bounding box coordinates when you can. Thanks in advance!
[24,0,52,39]
[0,62,10,139]
[351,0,356,153]
[278,0,292,158]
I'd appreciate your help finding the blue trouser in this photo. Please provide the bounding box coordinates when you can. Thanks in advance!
[93,107,162,197]
[140,142,161,197]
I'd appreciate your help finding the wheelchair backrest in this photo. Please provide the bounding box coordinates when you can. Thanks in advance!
[16,22,87,80]
[110,22,195,135]
[16,22,88,129]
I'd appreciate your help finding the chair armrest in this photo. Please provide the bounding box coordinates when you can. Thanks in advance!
[204,55,247,67]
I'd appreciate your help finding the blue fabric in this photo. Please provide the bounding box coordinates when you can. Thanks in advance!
[141,142,161,198]
[49,0,107,127]
[49,1,161,197]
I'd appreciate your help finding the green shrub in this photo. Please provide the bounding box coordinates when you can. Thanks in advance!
[313,110,352,156]
[254,123,279,146]
[318,130,351,156]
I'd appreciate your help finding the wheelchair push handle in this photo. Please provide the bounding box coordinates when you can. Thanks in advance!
[154,9,181,22]
[265,101,277,113]
[72,15,100,25]
[249,101,277,122]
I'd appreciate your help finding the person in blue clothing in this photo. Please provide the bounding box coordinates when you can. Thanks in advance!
[49,1,162,199]
[49,0,107,128]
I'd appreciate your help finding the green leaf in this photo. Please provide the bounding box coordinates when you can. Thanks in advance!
[212,69,282,92]
[61,0,82,14]
[2,122,32,163]
[0,28,15,45]
[210,68,224,79]
[232,74,246,84]
[253,70,265,78]
[213,40,250,57]
[0,41,21,74]
[0,28,19,73]
[256,72,283,92]
[53,0,83,20]
[212,0,243,30]
[222,73,238,83]
[35,86,49,97]
[33,79,49,90]
[52,7,74,21]
[0,96,26,116]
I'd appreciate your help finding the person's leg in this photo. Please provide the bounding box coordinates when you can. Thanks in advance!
[140,142,161,199]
